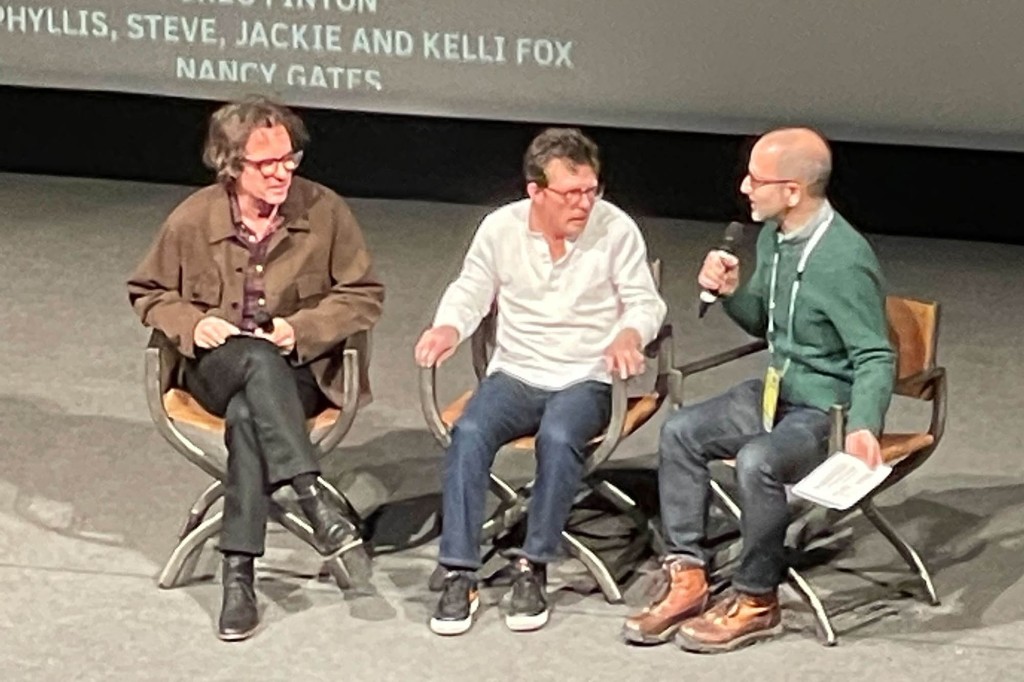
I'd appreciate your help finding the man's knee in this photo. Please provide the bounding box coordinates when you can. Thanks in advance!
[448,415,500,458]
[734,440,777,489]
[535,421,586,459]
[237,339,289,375]
[659,407,703,461]
[225,396,253,425]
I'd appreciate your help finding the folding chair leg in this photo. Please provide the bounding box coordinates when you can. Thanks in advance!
[711,478,837,645]
[159,511,223,589]
[860,501,940,606]
[592,480,649,532]
[561,530,623,604]
[316,476,359,520]
[333,545,374,591]
[483,474,626,603]
[709,478,742,518]
[785,567,837,646]
[180,480,224,539]
[480,518,503,543]
[272,506,367,592]
[648,521,667,556]
[489,472,520,503]
[482,473,528,541]
[321,555,355,591]
[482,502,529,542]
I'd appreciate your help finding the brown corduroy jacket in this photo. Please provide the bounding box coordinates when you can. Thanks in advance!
[127,176,385,407]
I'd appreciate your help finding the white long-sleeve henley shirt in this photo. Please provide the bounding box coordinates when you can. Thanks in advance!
[433,198,667,390]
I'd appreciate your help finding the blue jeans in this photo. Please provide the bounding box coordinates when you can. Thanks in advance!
[658,379,830,594]
[439,372,611,570]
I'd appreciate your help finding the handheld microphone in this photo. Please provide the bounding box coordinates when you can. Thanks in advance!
[253,311,275,333]
[698,221,745,318]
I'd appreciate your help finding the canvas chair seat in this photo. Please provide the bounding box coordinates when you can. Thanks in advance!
[163,387,342,434]
[880,432,935,465]
[440,389,663,451]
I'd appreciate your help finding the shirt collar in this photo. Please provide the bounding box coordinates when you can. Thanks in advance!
[778,200,832,245]
[207,178,315,243]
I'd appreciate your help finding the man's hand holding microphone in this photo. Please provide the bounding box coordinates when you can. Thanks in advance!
[697,222,744,317]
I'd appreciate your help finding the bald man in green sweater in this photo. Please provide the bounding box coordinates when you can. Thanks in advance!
[624,128,895,653]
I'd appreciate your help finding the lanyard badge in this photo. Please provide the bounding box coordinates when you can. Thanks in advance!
[762,365,782,432]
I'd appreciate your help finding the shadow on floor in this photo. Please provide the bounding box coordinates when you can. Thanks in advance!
[4,394,1023,638]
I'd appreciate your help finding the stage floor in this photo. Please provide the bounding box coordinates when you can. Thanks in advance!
[1,172,1023,680]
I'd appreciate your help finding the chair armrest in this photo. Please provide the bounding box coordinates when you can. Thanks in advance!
[419,365,452,449]
[894,366,944,396]
[582,375,628,477]
[923,367,947,449]
[145,330,181,393]
[144,344,169,428]
[143,330,224,480]
[470,309,498,382]
[313,346,361,454]
[668,339,767,405]
[893,366,947,459]
[144,329,180,422]
[675,339,768,377]
[644,324,674,359]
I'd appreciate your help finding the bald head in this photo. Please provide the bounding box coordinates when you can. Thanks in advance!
[754,128,832,197]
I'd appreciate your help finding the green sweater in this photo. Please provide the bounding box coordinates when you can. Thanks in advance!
[722,209,895,435]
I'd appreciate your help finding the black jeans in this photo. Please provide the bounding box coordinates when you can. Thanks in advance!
[658,379,830,594]
[184,337,327,556]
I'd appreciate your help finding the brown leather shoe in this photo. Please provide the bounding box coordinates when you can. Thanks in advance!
[622,559,709,645]
[675,590,782,653]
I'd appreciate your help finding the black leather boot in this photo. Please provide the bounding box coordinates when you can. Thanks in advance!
[218,554,259,642]
[295,484,358,556]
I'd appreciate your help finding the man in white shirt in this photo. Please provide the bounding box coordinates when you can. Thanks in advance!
[414,128,666,636]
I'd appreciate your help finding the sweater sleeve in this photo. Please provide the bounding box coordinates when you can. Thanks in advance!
[828,245,896,435]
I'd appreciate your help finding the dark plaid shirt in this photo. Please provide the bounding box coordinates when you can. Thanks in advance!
[229,194,281,333]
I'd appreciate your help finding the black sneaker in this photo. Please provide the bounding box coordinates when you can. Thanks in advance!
[429,570,480,636]
[505,558,549,632]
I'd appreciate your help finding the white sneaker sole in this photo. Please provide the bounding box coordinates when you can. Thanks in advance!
[505,609,549,632]
[429,596,480,636]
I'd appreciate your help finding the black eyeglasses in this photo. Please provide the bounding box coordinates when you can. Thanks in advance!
[242,150,304,177]
[543,184,604,205]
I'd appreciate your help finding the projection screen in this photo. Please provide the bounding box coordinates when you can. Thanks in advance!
[1,1,1022,151]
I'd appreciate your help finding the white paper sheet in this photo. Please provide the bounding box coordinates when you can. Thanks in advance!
[791,452,892,511]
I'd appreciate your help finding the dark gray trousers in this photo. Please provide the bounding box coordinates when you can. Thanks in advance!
[184,337,326,556]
